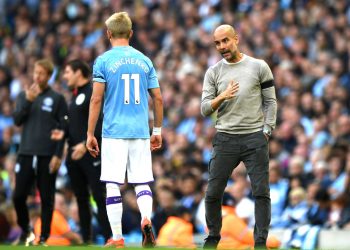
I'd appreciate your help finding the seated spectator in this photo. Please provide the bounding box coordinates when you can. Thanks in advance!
[311,160,332,189]
[2,203,22,244]
[0,211,10,243]
[284,187,331,249]
[327,154,347,199]
[34,192,83,246]
[152,186,178,236]
[269,161,289,228]
[157,206,196,249]
[274,187,309,228]
[178,172,202,212]
[218,206,280,249]
[307,188,330,226]
[326,193,350,229]
[225,177,255,227]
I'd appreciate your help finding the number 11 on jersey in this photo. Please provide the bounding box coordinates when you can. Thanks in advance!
[122,73,140,104]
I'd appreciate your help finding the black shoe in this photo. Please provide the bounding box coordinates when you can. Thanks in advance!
[203,235,221,249]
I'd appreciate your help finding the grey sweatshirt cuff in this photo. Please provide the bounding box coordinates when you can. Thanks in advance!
[201,101,214,117]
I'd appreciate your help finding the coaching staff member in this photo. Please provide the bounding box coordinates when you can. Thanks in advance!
[13,58,68,245]
[51,59,111,243]
[201,25,277,249]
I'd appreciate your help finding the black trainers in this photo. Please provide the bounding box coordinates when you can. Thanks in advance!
[203,235,221,249]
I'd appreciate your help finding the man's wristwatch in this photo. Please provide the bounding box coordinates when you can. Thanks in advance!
[263,128,272,137]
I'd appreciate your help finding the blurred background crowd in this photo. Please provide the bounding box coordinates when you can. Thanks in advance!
[0,0,350,248]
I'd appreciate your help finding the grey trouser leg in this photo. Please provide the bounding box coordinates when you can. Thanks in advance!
[241,131,271,246]
[205,133,241,236]
[205,131,271,246]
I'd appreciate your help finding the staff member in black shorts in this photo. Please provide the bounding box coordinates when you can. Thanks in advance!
[13,58,68,245]
[51,59,111,244]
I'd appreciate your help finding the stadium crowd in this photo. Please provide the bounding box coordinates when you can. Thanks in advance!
[0,0,350,248]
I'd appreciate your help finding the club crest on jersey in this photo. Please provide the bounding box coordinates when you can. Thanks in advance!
[42,97,53,112]
[75,93,85,105]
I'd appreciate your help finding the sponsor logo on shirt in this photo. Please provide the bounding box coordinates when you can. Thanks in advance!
[42,97,53,112]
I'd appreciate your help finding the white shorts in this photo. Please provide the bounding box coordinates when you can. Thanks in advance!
[101,138,154,184]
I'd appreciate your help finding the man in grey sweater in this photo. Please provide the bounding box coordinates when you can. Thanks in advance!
[201,24,277,249]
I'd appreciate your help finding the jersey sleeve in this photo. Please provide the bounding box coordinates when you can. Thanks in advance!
[147,60,159,89]
[93,56,106,83]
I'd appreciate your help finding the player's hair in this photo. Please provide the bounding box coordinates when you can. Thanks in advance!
[66,59,91,78]
[105,12,132,39]
[34,58,54,76]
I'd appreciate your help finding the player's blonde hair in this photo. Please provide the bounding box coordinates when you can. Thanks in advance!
[34,58,54,76]
[105,12,132,39]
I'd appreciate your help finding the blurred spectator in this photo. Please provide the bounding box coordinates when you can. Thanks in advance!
[0,100,14,144]
[218,206,280,250]
[0,210,10,243]
[34,192,83,246]
[284,187,331,249]
[0,203,21,244]
[157,205,196,249]
[152,185,177,236]
[274,187,308,228]
[327,154,347,199]
[225,177,255,228]
[177,173,202,213]
[310,160,332,189]
[269,161,289,228]
[307,187,331,227]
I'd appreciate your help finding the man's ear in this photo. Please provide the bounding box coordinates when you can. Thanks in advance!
[76,69,83,78]
[129,30,133,39]
[106,29,112,39]
[234,34,239,45]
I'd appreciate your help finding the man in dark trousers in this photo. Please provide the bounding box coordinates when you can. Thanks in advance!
[51,59,111,244]
[201,25,277,249]
[13,58,68,246]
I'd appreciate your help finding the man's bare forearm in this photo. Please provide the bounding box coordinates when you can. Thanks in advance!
[153,94,163,128]
[87,95,102,136]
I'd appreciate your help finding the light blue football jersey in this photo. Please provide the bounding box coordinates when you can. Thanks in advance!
[93,46,159,139]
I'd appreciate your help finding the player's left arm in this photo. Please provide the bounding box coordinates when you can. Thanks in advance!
[149,87,163,151]
[149,87,163,128]
[260,60,277,137]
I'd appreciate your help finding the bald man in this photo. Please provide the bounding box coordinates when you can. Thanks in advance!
[201,24,277,249]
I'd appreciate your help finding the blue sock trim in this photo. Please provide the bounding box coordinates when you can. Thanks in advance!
[136,190,152,198]
[106,196,122,205]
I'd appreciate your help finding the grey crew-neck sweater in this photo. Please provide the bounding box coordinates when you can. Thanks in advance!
[201,54,277,134]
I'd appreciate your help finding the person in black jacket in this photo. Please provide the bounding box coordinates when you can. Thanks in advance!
[51,59,111,244]
[13,58,68,245]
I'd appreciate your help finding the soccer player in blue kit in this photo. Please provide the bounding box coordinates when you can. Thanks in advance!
[86,12,163,248]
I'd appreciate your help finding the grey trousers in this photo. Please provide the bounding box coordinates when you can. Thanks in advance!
[205,131,271,246]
